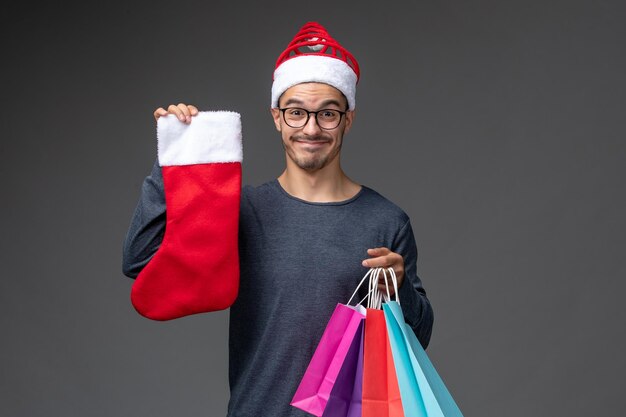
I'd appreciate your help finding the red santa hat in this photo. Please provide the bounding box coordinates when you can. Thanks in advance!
[271,22,360,110]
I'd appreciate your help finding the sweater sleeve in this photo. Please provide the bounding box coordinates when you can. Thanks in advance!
[392,219,434,349]
[122,159,166,279]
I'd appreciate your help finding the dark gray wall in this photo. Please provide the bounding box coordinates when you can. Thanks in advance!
[1,1,624,416]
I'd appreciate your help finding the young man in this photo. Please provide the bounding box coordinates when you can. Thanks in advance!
[123,22,434,416]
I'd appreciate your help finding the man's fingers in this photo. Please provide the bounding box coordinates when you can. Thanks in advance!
[153,107,168,121]
[367,247,390,256]
[362,247,390,266]
[167,104,184,121]
[361,247,405,290]
[166,103,191,122]
[158,103,198,123]
[362,255,391,267]
[177,103,192,123]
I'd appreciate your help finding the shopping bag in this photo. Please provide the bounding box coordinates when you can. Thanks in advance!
[290,303,366,416]
[361,267,405,417]
[382,267,464,417]
[362,308,405,417]
[292,268,385,416]
[381,267,464,416]
[383,299,428,417]
[321,320,364,417]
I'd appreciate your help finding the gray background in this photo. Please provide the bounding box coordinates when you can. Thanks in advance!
[1,1,624,416]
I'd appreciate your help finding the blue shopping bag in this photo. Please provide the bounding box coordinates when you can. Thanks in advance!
[384,300,464,417]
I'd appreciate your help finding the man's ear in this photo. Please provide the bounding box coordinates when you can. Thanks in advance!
[343,109,355,135]
[270,108,282,132]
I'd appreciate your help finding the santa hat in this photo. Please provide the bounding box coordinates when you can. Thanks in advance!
[271,22,360,110]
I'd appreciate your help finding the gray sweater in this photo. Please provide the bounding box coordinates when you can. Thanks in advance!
[122,160,434,417]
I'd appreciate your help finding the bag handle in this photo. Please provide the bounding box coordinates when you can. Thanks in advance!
[368,267,381,309]
[375,267,400,307]
[347,267,401,309]
[347,267,376,306]
[381,267,400,305]
[347,267,383,308]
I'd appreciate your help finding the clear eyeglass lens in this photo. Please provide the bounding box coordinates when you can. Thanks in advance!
[284,108,341,129]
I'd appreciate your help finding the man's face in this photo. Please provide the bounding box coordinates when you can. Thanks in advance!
[271,83,354,172]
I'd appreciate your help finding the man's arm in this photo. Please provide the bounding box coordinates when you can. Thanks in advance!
[122,103,199,278]
[393,219,434,349]
[361,219,434,348]
[122,159,166,278]
[367,220,434,349]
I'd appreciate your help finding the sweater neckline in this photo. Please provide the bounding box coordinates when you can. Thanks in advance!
[271,179,366,206]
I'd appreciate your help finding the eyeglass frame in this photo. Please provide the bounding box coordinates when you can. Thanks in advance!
[279,107,348,130]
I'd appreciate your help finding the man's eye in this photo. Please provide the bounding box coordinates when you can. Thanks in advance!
[288,109,303,116]
[321,110,337,118]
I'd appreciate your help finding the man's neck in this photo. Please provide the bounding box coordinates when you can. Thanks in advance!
[277,160,361,203]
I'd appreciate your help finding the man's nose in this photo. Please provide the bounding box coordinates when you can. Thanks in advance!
[302,114,322,135]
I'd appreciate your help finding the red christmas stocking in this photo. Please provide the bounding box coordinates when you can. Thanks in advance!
[131,111,242,320]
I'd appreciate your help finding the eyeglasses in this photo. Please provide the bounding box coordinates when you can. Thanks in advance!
[279,107,346,130]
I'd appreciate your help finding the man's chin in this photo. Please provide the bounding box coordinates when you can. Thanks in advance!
[296,159,326,171]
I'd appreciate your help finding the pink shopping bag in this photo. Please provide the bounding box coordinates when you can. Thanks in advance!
[290,303,366,416]
[322,320,365,417]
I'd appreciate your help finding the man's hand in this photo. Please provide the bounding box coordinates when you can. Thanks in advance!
[362,247,405,296]
[153,103,199,124]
